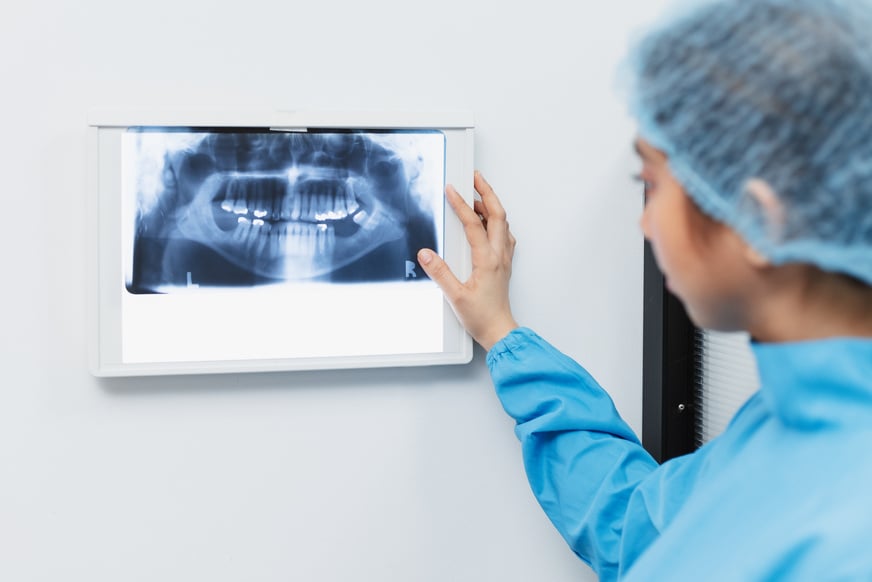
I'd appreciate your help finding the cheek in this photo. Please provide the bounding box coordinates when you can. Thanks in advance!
[644,205,715,312]
[640,202,680,273]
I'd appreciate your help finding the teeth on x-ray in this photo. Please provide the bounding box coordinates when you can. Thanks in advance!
[126,130,441,293]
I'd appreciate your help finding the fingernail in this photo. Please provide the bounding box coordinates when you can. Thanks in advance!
[418,249,433,265]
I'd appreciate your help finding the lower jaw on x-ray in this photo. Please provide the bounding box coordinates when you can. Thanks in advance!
[124,128,444,293]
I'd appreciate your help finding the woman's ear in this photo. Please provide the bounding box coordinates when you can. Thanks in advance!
[744,242,771,269]
[745,178,785,238]
[742,178,783,269]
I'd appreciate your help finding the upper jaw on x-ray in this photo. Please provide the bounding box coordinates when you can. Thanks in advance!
[127,131,440,293]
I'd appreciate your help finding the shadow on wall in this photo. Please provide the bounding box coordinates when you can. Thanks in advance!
[96,344,492,398]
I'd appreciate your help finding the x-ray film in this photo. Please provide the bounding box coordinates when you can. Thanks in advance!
[89,111,473,376]
[123,129,444,291]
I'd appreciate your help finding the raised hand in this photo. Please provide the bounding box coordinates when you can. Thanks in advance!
[417,172,519,351]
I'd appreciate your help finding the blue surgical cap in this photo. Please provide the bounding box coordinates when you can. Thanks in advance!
[623,0,872,285]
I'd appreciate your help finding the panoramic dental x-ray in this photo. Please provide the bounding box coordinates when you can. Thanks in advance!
[124,129,444,293]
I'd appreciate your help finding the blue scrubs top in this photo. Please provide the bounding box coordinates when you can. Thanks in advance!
[487,328,872,581]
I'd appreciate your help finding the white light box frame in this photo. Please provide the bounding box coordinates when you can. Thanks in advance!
[88,110,474,376]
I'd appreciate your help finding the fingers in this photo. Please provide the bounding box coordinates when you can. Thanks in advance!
[473,199,487,221]
[446,184,490,249]
[445,173,516,266]
[473,172,509,242]
[474,172,506,220]
[447,172,507,228]
[417,249,463,300]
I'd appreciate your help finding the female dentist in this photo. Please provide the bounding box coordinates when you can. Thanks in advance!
[418,0,872,580]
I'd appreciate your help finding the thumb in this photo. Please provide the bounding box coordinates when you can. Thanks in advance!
[417,249,462,299]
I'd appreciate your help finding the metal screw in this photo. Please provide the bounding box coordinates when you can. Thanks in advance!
[677,403,686,412]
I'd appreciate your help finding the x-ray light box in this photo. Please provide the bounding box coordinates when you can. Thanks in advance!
[88,110,474,376]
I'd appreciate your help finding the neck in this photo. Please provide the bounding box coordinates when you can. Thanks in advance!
[747,266,872,343]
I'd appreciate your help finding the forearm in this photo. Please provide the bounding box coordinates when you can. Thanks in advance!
[487,328,659,579]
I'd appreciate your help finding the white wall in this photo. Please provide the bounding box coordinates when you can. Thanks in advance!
[0,1,667,580]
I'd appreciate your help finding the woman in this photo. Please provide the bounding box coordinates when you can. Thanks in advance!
[417,0,872,579]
